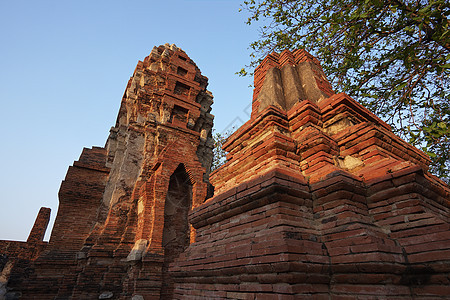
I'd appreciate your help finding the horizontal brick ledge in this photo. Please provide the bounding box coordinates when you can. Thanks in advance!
[190,169,309,229]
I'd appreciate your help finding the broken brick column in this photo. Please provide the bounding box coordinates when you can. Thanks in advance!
[26,207,51,244]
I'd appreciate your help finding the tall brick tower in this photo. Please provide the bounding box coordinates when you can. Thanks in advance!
[168,50,450,299]
[12,44,215,299]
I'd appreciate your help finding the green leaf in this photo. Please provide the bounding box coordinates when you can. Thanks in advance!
[391,82,407,93]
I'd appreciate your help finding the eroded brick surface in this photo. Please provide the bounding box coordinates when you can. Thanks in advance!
[1,48,449,299]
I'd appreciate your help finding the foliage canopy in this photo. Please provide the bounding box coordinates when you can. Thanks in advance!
[240,0,450,180]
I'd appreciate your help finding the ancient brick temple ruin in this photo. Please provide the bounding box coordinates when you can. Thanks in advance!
[1,44,449,299]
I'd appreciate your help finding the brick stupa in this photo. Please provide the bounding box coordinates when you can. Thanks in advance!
[1,47,449,299]
[169,49,450,299]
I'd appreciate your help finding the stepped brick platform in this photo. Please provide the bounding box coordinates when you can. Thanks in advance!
[1,47,449,299]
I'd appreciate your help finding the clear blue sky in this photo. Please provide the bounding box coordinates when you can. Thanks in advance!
[0,0,259,241]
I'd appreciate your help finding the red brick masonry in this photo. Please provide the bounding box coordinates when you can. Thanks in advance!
[171,50,450,299]
[1,48,448,299]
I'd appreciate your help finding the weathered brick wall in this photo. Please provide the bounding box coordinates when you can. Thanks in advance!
[11,147,110,299]
[47,146,109,252]
[0,208,50,299]
[0,207,50,261]
[0,241,47,262]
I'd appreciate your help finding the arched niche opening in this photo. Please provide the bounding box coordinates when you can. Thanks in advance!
[160,163,193,299]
